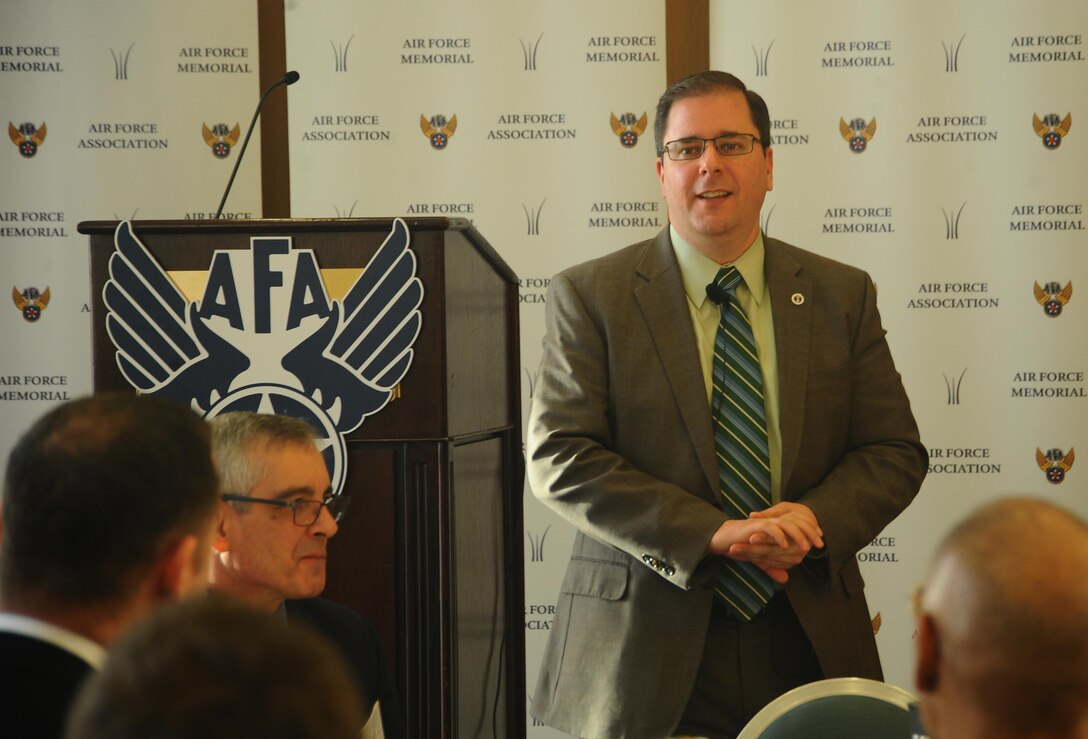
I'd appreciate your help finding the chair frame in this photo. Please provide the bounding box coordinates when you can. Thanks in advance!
[737,677,918,739]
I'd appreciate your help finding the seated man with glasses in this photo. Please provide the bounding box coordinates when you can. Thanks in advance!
[209,412,403,739]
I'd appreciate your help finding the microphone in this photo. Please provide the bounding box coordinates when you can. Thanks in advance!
[213,70,300,219]
[706,282,728,305]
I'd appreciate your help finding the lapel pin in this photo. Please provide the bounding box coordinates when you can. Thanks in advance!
[791,293,805,305]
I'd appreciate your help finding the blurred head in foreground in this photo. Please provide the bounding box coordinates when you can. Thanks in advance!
[65,595,364,739]
[914,497,1088,739]
[1,392,219,643]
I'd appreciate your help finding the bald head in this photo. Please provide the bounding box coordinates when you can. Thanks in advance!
[917,497,1088,738]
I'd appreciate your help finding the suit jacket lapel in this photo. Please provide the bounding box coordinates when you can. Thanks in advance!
[633,229,719,501]
[765,238,811,499]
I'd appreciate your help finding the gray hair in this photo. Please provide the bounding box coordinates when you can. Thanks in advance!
[209,412,317,497]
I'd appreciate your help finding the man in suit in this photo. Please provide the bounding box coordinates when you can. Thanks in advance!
[914,498,1088,739]
[527,71,927,737]
[0,393,220,739]
[208,411,403,739]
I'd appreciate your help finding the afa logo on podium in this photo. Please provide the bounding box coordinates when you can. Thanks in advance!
[102,219,424,495]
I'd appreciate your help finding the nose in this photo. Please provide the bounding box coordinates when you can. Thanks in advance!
[699,141,725,173]
[310,503,339,538]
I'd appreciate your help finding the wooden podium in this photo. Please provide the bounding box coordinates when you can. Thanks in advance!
[79,217,526,739]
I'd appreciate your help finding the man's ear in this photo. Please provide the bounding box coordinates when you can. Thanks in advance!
[157,534,201,600]
[764,146,774,192]
[915,613,941,694]
[212,501,233,554]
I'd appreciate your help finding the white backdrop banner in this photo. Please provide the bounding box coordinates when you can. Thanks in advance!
[284,3,666,733]
[1,0,262,456]
[6,0,1082,733]
[711,0,1087,694]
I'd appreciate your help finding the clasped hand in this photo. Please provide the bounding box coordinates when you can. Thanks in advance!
[706,502,823,584]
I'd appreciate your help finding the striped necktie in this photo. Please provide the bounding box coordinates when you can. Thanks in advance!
[710,266,777,620]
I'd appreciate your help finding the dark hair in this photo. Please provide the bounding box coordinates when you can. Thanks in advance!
[65,595,365,739]
[654,70,772,156]
[0,393,219,609]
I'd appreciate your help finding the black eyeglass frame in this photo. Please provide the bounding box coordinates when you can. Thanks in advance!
[661,133,763,161]
[220,493,351,526]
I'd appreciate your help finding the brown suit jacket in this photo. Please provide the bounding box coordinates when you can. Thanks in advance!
[527,228,926,738]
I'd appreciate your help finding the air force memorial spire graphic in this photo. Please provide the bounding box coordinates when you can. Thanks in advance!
[102,219,424,494]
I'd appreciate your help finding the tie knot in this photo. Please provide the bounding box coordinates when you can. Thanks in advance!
[714,266,743,294]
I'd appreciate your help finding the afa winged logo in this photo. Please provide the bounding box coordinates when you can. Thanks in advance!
[840,117,876,153]
[1037,447,1075,485]
[12,286,51,322]
[202,122,241,159]
[610,112,648,148]
[1033,112,1072,150]
[103,219,424,494]
[420,113,457,149]
[9,122,47,158]
[1034,280,1072,317]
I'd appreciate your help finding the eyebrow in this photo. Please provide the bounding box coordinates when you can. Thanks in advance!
[269,485,331,502]
[673,130,750,140]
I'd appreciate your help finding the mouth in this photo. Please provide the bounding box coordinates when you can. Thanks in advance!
[697,190,731,200]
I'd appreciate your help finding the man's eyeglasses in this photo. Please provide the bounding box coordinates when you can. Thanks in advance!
[661,133,762,161]
[221,493,351,527]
